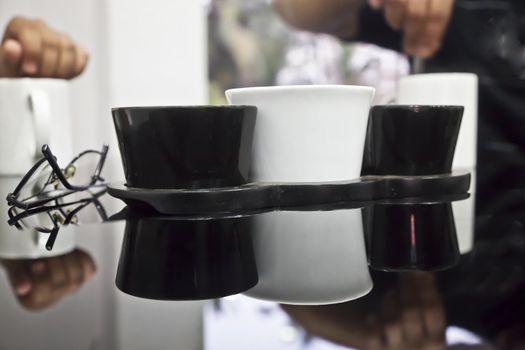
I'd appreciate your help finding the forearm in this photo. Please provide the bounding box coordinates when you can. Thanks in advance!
[272,0,366,38]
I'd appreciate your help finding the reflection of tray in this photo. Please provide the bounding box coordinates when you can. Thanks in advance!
[107,172,471,215]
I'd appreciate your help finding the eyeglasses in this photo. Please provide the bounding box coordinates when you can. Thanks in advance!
[5,144,109,250]
[7,188,109,250]
[6,144,108,210]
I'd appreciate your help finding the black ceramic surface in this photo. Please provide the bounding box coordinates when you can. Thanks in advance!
[107,172,471,215]
[115,216,258,300]
[361,105,464,176]
[112,106,257,189]
[365,202,460,271]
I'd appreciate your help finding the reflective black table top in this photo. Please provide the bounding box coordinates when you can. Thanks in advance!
[1,173,524,350]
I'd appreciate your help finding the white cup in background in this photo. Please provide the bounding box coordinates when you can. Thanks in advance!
[226,85,375,183]
[0,78,72,176]
[453,172,477,255]
[397,74,478,254]
[397,73,478,171]
[0,79,75,257]
[244,209,372,305]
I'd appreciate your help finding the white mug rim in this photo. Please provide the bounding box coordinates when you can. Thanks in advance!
[400,72,478,81]
[0,77,69,86]
[226,84,375,96]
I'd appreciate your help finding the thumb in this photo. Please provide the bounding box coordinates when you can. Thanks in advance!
[0,39,23,76]
[2,39,23,63]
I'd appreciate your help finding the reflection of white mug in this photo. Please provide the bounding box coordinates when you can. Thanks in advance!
[0,177,75,259]
[226,85,375,183]
[244,209,372,305]
[397,73,478,171]
[453,173,476,255]
[0,78,72,175]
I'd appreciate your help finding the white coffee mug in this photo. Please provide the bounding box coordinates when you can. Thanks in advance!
[0,177,75,259]
[397,73,478,171]
[0,78,72,175]
[244,209,372,305]
[453,172,476,255]
[226,85,375,183]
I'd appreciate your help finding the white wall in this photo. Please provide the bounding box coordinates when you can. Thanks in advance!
[106,0,207,107]
[0,1,207,349]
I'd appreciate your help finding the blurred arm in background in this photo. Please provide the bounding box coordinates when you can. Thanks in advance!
[0,16,88,79]
[272,0,365,39]
[272,0,454,58]
[1,249,96,310]
[282,272,446,350]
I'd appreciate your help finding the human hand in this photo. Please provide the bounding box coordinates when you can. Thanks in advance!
[282,272,446,350]
[2,249,96,310]
[367,0,454,58]
[0,16,89,79]
[375,272,446,350]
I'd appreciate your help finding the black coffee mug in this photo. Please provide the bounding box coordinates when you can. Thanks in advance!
[361,105,463,176]
[115,216,258,300]
[365,202,460,271]
[112,106,257,189]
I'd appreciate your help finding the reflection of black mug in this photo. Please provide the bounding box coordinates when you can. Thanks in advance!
[365,202,460,271]
[116,216,258,300]
[112,106,257,189]
[362,105,463,176]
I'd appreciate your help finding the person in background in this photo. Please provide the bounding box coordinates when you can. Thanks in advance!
[0,16,88,79]
[272,0,525,207]
[272,0,454,59]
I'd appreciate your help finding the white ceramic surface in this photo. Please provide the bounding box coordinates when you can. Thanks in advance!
[0,78,73,175]
[244,209,373,305]
[226,85,375,183]
[397,73,478,171]
[0,177,75,259]
[452,172,476,255]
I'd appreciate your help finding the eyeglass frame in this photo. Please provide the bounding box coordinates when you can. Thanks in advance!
[7,187,109,250]
[6,144,109,210]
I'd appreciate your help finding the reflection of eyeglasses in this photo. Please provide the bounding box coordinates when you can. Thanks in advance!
[7,188,108,250]
[6,144,108,210]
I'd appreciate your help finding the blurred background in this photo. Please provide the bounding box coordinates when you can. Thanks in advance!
[208,0,408,105]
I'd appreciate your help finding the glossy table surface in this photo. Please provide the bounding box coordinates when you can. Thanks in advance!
[1,173,524,350]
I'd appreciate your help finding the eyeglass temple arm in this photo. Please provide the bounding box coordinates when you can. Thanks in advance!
[45,225,59,251]
[8,188,108,233]
[42,144,109,190]
[5,157,48,208]
[94,144,109,180]
[62,188,108,225]
[41,145,85,190]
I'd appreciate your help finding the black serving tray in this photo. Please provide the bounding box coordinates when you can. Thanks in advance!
[107,172,471,215]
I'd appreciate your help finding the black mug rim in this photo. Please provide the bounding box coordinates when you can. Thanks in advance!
[112,105,257,113]
[112,104,258,190]
[371,105,464,111]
